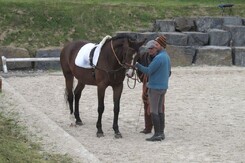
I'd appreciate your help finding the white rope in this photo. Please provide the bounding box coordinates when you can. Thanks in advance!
[135,100,143,132]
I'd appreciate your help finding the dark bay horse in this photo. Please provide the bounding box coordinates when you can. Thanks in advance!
[60,35,145,138]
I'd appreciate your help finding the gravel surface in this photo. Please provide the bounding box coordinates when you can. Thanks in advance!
[1,66,245,163]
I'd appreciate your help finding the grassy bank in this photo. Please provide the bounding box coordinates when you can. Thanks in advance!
[0,0,245,55]
[0,111,73,162]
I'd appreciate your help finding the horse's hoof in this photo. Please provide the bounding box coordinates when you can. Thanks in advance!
[115,133,122,139]
[96,132,104,138]
[76,121,83,126]
[70,123,76,127]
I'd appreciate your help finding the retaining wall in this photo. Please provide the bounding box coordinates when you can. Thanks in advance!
[1,16,245,71]
[116,16,245,67]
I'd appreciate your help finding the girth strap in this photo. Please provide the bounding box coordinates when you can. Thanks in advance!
[89,46,97,67]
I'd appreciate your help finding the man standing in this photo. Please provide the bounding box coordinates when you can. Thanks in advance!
[135,35,171,141]
[154,35,171,140]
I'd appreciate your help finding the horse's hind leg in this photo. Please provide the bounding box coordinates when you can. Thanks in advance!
[74,82,85,125]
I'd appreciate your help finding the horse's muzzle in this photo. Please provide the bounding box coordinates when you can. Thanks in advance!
[126,68,135,78]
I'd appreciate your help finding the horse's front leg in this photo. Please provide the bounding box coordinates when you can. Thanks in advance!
[96,86,106,137]
[74,82,85,125]
[112,83,123,138]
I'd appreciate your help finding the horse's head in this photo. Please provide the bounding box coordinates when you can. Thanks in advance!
[109,36,145,77]
[119,37,146,78]
[125,45,152,79]
[117,37,145,65]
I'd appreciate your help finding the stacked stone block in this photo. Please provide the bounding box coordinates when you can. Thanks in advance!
[117,16,245,67]
[1,16,245,71]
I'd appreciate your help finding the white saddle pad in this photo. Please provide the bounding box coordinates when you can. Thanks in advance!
[75,43,96,68]
[75,35,112,68]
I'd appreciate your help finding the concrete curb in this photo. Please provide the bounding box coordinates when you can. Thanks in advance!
[1,78,101,163]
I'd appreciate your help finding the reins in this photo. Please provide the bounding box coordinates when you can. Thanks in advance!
[111,39,142,89]
[110,40,125,68]
[126,69,142,89]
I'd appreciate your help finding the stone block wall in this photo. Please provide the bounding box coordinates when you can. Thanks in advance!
[0,46,31,70]
[35,47,62,70]
[233,47,245,66]
[1,16,245,72]
[195,46,232,66]
[116,16,245,67]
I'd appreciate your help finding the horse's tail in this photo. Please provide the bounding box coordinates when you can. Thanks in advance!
[60,42,75,115]
[64,86,76,124]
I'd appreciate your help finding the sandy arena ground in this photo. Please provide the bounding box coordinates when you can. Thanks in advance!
[0,66,245,163]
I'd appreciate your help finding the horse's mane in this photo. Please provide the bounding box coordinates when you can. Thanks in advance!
[109,35,136,42]
[99,35,137,50]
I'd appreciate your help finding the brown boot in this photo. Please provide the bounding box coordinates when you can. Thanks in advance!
[140,103,152,134]
[139,129,151,134]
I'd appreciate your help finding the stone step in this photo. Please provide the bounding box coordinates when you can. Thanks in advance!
[233,47,245,66]
[195,46,232,66]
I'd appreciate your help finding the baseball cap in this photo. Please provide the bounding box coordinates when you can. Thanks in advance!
[145,40,157,49]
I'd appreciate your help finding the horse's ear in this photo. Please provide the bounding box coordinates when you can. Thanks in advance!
[129,38,146,50]
[141,38,147,45]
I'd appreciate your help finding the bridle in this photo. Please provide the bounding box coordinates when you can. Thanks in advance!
[110,39,142,89]
[110,40,136,70]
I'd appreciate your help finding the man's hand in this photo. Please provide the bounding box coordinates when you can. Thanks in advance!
[125,63,137,70]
